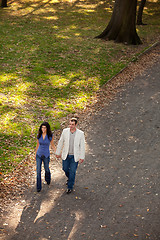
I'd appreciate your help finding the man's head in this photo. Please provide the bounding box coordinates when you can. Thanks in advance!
[69,118,77,132]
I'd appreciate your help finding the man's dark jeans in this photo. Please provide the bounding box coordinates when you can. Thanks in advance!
[62,155,78,190]
[36,154,51,191]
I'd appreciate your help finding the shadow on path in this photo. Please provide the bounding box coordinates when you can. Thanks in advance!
[2,51,160,240]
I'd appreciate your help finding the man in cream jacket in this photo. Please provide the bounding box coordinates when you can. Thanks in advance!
[56,118,85,194]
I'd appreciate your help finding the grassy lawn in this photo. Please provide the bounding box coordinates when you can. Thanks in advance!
[0,0,160,179]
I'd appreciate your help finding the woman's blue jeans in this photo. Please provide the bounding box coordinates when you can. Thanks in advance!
[36,154,51,191]
[62,155,78,190]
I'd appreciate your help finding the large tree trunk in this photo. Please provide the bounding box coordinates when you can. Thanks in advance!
[1,0,7,7]
[96,0,142,45]
[137,0,146,25]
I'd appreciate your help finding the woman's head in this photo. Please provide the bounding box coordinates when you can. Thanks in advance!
[37,122,52,139]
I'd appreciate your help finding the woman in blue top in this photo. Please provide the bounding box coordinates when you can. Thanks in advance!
[35,122,56,192]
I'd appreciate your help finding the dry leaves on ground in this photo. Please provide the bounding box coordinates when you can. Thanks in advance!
[0,43,159,209]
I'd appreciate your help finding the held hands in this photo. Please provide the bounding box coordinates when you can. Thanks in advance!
[56,154,61,158]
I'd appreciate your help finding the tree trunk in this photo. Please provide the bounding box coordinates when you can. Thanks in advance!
[1,0,7,7]
[137,0,146,25]
[96,0,142,45]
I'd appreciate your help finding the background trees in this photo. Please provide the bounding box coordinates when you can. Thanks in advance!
[96,0,142,45]
[137,0,147,25]
[1,0,7,8]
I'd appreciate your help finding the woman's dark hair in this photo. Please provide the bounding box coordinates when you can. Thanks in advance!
[37,122,52,139]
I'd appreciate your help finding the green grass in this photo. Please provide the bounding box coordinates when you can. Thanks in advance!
[0,0,160,179]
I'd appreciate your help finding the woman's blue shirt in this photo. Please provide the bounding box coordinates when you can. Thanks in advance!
[37,134,52,158]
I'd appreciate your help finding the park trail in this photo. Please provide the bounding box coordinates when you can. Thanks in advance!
[0,44,160,240]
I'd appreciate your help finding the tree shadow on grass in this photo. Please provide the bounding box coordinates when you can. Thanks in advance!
[0,0,159,177]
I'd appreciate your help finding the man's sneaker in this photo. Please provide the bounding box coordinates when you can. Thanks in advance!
[66,189,72,194]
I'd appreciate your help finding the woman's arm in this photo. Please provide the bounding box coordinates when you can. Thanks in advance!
[50,137,56,153]
[35,139,39,159]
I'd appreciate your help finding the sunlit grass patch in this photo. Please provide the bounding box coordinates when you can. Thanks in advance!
[0,0,160,178]
[49,75,70,87]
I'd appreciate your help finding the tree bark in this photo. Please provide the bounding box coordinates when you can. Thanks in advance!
[96,0,142,45]
[137,0,146,25]
[1,0,7,7]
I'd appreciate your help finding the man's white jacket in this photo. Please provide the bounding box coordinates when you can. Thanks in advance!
[56,128,85,162]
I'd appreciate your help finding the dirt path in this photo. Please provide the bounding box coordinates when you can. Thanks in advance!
[0,44,160,240]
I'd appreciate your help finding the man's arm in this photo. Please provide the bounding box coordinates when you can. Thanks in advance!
[79,132,85,163]
[55,130,64,157]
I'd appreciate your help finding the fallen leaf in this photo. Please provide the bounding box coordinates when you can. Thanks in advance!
[81,233,86,235]
[99,208,104,211]
[100,225,107,228]
[3,223,8,226]
[134,234,139,237]
[146,233,150,236]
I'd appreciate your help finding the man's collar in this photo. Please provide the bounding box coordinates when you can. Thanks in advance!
[70,128,77,134]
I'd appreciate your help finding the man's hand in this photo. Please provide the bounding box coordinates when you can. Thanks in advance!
[56,154,61,158]
[79,159,84,164]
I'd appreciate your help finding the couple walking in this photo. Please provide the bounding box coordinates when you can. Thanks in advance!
[35,118,85,194]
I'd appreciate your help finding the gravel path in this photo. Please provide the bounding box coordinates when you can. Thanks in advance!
[0,45,160,240]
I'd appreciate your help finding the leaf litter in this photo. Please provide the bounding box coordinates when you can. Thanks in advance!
[0,44,159,225]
